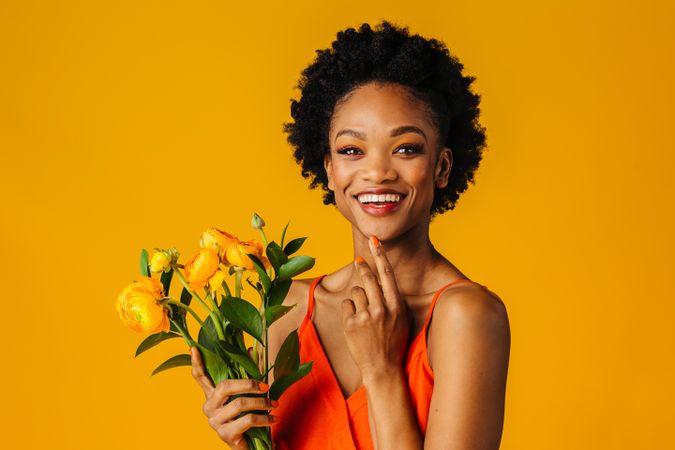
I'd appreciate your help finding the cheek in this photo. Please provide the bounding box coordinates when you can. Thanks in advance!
[330,161,358,190]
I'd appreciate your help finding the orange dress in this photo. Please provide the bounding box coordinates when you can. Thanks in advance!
[270,274,476,450]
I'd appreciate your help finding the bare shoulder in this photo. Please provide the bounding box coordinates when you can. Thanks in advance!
[428,282,510,368]
[435,282,509,331]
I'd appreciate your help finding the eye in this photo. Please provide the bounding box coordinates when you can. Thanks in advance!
[395,144,424,155]
[336,147,362,156]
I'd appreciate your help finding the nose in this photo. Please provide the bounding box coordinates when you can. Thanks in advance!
[361,152,398,183]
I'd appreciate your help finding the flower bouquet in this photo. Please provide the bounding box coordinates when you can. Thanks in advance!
[115,213,314,450]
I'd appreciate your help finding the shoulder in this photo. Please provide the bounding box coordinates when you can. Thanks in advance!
[435,282,509,332]
[429,282,510,366]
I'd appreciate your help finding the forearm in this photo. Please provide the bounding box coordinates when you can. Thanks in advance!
[363,367,423,450]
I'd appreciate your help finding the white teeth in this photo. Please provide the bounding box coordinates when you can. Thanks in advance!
[357,193,402,204]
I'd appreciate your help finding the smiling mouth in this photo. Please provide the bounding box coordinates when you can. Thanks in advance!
[354,193,406,205]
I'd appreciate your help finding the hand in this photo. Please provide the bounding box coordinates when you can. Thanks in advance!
[341,235,410,379]
[190,346,278,450]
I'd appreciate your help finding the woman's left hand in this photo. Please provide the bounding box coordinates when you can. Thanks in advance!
[341,235,410,379]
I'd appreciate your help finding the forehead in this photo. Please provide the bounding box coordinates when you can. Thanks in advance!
[329,82,435,136]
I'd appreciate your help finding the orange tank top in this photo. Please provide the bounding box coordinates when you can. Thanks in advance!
[270,274,476,450]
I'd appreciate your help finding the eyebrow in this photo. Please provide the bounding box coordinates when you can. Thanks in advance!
[334,125,427,144]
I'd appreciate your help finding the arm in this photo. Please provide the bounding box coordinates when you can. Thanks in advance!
[344,238,423,450]
[363,366,423,450]
[424,287,511,450]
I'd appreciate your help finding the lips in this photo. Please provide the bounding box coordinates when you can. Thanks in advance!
[353,189,406,217]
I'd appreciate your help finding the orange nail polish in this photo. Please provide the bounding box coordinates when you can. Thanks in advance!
[355,255,365,264]
[271,399,279,407]
[258,382,270,392]
[369,236,380,248]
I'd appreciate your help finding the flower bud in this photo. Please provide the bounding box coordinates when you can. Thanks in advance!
[251,213,266,230]
[149,251,171,274]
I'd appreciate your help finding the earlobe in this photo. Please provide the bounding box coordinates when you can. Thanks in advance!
[324,153,334,191]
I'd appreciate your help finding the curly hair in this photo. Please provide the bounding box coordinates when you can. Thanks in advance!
[282,20,487,219]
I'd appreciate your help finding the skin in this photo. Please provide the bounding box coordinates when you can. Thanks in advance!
[191,81,511,449]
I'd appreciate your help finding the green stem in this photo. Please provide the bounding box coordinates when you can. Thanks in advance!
[169,318,195,348]
[235,268,242,298]
[161,299,220,345]
[257,228,269,248]
[173,266,226,341]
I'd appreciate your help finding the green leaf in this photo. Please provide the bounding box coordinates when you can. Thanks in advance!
[268,278,292,307]
[160,268,173,295]
[135,331,181,357]
[265,241,288,273]
[277,255,315,281]
[151,354,192,376]
[265,304,296,326]
[193,343,230,385]
[280,220,290,249]
[169,287,192,337]
[220,296,264,344]
[269,362,313,400]
[283,237,306,256]
[140,248,149,277]
[219,340,261,379]
[247,253,271,293]
[274,330,300,380]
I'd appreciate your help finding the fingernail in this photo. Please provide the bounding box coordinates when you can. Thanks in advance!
[269,414,278,422]
[355,255,365,265]
[258,382,270,392]
[271,399,279,407]
[369,235,380,249]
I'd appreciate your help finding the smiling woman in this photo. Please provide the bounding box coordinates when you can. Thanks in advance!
[189,19,510,450]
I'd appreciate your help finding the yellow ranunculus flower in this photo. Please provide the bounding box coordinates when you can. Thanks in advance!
[184,247,220,290]
[208,269,227,292]
[149,251,171,274]
[116,276,170,333]
[225,239,271,271]
[200,228,239,262]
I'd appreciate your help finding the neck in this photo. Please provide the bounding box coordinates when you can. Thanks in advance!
[350,219,443,297]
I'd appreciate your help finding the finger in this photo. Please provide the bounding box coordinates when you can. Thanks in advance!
[210,396,278,427]
[354,254,385,309]
[191,346,215,398]
[350,285,369,313]
[341,298,356,325]
[216,413,277,442]
[205,378,269,414]
[368,235,402,309]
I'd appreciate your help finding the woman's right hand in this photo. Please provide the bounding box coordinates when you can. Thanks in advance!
[190,346,278,449]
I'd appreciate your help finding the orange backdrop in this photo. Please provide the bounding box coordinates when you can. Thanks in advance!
[1,1,674,449]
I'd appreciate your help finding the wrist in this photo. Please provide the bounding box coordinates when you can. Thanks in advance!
[361,364,405,388]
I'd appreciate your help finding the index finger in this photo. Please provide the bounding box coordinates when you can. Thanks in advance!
[191,346,215,398]
[368,236,403,309]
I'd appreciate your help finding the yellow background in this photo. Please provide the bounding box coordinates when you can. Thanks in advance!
[1,1,674,448]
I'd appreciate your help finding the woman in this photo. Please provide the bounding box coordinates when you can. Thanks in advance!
[190,20,510,450]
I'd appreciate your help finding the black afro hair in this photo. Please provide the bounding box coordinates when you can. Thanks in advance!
[282,20,487,219]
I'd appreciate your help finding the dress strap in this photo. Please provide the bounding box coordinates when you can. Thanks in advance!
[302,274,327,327]
[421,278,474,331]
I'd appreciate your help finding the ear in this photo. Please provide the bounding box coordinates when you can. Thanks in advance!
[434,146,452,189]
[324,152,335,191]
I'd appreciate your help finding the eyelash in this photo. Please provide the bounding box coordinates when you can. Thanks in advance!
[336,144,423,156]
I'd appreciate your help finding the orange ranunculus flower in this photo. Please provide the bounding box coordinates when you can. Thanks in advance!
[116,276,170,333]
[200,228,239,261]
[225,239,271,271]
[184,247,220,290]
